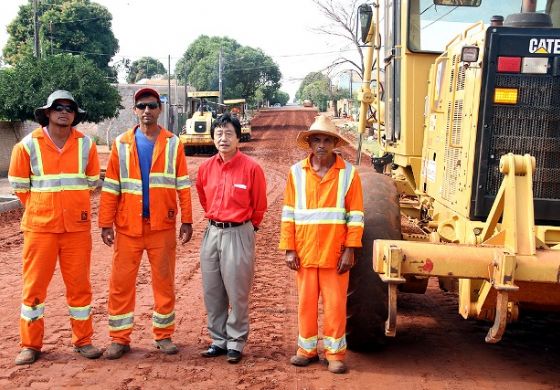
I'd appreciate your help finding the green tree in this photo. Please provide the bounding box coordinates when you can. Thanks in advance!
[175,35,281,103]
[0,54,121,123]
[270,90,290,106]
[301,79,331,111]
[127,57,167,84]
[295,71,330,102]
[3,0,119,76]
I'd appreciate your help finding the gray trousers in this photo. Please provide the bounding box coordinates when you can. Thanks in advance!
[200,221,256,352]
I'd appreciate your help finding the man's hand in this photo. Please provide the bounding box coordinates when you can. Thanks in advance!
[179,223,193,245]
[337,247,355,274]
[285,250,300,271]
[101,227,115,246]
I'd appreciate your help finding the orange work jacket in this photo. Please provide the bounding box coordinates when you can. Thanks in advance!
[279,154,364,268]
[8,127,100,233]
[99,126,193,237]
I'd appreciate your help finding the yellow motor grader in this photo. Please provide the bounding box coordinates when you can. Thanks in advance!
[223,98,252,142]
[180,91,223,155]
[348,0,560,350]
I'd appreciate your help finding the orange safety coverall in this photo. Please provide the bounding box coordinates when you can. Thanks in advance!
[279,154,364,361]
[8,127,100,350]
[99,126,193,344]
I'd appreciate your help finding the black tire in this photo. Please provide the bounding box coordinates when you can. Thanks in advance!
[184,145,195,156]
[346,169,401,351]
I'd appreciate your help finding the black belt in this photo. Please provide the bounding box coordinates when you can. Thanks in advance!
[209,219,250,229]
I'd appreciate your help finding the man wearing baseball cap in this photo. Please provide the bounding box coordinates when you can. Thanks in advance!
[279,115,364,374]
[8,90,102,365]
[99,87,193,359]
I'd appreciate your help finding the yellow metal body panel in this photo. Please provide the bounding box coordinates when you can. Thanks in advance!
[355,2,560,343]
[182,111,214,146]
[420,23,487,221]
[179,134,213,146]
[188,91,220,98]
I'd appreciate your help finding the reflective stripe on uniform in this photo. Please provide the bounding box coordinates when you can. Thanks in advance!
[29,174,89,192]
[108,312,134,331]
[290,160,356,224]
[149,173,176,189]
[291,163,306,210]
[116,134,130,180]
[21,134,43,176]
[293,208,347,225]
[102,177,121,195]
[176,175,192,190]
[165,136,178,175]
[87,174,100,189]
[121,179,142,195]
[298,334,318,352]
[346,210,365,227]
[8,175,31,191]
[323,335,347,353]
[337,161,355,208]
[21,132,94,191]
[152,311,175,328]
[281,205,295,222]
[69,305,91,320]
[79,136,92,175]
[21,303,45,322]
[115,133,182,191]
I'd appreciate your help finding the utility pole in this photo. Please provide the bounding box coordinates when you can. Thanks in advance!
[218,47,223,105]
[184,64,189,118]
[349,70,353,100]
[168,54,172,130]
[33,0,40,59]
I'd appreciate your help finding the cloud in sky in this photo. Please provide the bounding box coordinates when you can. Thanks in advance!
[0,0,357,100]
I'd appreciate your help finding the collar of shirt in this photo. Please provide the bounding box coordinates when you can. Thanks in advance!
[302,153,346,178]
[215,149,241,166]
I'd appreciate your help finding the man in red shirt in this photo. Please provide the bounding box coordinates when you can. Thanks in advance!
[196,113,267,364]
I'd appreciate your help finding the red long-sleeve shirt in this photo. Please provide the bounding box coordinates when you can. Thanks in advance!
[196,150,267,228]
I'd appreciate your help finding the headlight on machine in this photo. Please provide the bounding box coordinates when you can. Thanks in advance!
[521,57,549,74]
[494,88,519,105]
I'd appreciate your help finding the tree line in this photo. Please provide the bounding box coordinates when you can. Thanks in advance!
[0,0,364,123]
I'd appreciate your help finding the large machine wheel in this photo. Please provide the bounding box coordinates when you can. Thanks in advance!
[346,169,401,351]
[184,145,195,156]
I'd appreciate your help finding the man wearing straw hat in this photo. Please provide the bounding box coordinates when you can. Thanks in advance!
[8,90,102,365]
[279,114,364,374]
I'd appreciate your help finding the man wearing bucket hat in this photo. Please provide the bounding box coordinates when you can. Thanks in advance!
[279,115,364,374]
[8,90,102,365]
[99,87,193,359]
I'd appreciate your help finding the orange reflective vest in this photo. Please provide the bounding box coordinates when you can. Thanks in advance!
[279,154,364,268]
[99,126,193,236]
[8,127,100,233]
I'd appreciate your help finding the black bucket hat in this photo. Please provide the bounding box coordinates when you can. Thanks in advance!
[34,90,87,127]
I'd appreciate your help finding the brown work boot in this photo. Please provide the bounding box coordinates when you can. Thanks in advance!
[290,354,320,367]
[105,343,131,360]
[327,360,348,374]
[15,348,40,365]
[74,344,102,359]
[154,338,179,355]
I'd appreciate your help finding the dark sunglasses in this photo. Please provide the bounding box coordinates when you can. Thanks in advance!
[52,104,75,113]
[135,102,159,110]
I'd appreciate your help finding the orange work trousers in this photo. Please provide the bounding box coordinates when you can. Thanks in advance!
[296,267,349,361]
[108,221,176,345]
[20,230,93,350]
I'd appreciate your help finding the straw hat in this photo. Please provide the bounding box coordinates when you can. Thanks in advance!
[34,90,86,126]
[296,115,348,150]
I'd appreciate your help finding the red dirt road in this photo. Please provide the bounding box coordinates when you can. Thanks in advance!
[0,108,559,389]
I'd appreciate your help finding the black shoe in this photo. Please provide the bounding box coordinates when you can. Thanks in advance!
[200,344,227,358]
[227,349,242,364]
